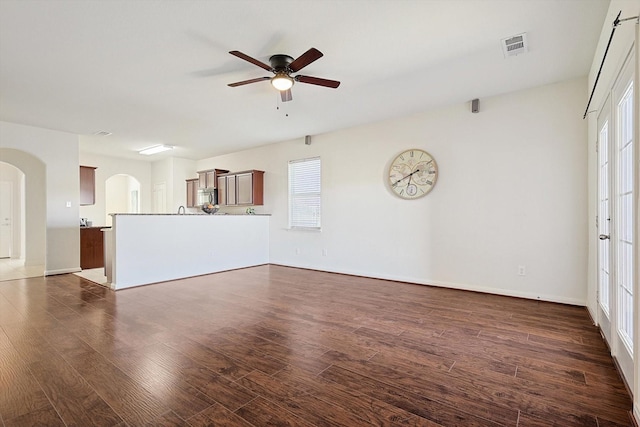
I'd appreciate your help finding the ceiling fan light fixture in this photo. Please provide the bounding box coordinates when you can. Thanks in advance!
[271,73,293,91]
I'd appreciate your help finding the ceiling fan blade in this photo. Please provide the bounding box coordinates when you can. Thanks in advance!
[281,89,292,102]
[295,75,340,88]
[229,51,272,71]
[289,48,323,72]
[227,77,270,87]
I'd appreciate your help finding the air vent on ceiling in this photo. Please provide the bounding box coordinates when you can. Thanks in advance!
[501,33,528,58]
[93,130,112,136]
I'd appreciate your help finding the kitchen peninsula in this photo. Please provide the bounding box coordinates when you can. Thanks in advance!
[104,213,269,290]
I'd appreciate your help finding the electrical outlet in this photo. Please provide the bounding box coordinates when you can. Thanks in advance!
[518,265,526,276]
[322,249,328,256]
[66,201,71,208]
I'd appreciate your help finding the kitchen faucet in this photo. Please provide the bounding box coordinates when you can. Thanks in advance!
[177,206,185,215]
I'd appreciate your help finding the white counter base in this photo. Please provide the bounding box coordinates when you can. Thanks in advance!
[106,214,269,290]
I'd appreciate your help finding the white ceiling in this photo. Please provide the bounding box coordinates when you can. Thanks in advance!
[0,0,609,161]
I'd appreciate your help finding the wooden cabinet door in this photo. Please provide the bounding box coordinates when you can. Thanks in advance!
[236,173,253,205]
[226,175,236,205]
[186,179,198,207]
[80,166,96,206]
[217,176,227,205]
[80,227,104,269]
[216,170,263,206]
[205,170,216,188]
[251,170,264,205]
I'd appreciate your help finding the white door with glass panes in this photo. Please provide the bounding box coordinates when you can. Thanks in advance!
[597,96,612,346]
[596,51,635,386]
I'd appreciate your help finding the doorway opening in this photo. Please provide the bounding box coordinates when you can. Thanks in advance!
[0,151,45,281]
[104,174,141,225]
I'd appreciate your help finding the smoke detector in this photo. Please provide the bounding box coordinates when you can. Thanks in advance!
[501,33,528,58]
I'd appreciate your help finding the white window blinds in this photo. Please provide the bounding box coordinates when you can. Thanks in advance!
[288,157,321,230]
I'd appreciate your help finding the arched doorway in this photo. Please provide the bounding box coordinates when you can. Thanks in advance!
[105,174,141,226]
[0,149,46,280]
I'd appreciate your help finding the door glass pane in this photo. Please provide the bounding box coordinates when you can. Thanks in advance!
[616,81,633,352]
[598,120,610,314]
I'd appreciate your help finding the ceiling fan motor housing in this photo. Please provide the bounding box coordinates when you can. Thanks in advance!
[269,54,294,72]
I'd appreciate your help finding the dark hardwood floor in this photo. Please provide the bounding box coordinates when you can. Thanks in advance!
[0,265,633,426]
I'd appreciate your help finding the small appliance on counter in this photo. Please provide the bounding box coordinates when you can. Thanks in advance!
[80,218,93,227]
[202,192,219,214]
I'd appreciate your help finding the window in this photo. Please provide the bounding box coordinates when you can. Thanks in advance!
[288,157,321,230]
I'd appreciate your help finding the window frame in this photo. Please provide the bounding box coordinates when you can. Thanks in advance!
[288,157,321,231]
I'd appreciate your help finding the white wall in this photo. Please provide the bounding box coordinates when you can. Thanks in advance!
[172,157,197,212]
[151,157,197,213]
[199,77,588,305]
[79,151,152,225]
[151,158,172,213]
[105,175,130,223]
[0,121,79,274]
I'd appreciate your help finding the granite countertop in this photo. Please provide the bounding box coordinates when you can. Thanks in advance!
[109,213,270,216]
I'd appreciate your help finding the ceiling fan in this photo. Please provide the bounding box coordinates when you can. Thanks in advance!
[227,47,340,102]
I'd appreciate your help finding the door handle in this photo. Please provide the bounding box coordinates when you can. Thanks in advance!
[599,234,610,240]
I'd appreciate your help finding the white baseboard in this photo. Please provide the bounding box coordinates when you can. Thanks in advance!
[45,267,81,276]
[422,278,585,306]
[274,262,586,306]
[586,305,598,326]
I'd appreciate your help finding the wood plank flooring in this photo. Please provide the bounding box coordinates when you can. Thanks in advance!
[0,265,633,426]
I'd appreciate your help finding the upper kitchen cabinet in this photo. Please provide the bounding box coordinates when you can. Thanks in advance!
[198,168,229,190]
[237,172,258,205]
[217,170,264,206]
[80,166,97,205]
[186,178,199,208]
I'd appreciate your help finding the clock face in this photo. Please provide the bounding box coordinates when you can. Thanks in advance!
[388,149,438,199]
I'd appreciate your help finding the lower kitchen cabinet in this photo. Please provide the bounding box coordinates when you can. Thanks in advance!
[80,227,106,269]
[217,170,263,206]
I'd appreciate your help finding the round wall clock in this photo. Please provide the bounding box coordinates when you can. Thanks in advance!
[388,149,438,199]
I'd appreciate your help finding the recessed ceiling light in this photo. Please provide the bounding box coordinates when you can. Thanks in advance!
[93,130,112,136]
[138,145,174,155]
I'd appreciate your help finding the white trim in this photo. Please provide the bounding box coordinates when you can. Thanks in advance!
[633,19,639,424]
[274,262,586,306]
[586,305,598,326]
[45,267,81,276]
